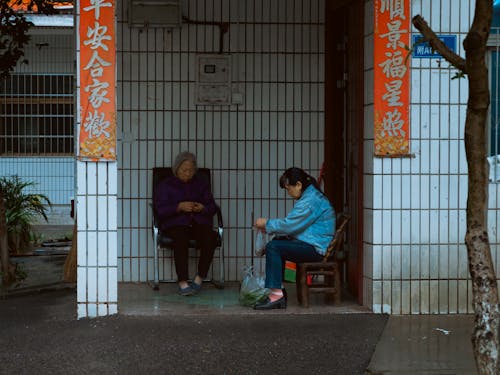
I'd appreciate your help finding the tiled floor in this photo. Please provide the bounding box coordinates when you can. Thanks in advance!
[118,281,370,316]
[4,253,368,316]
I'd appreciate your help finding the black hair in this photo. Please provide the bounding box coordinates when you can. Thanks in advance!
[279,167,322,193]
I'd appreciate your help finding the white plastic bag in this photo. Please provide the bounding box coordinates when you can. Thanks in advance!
[239,266,268,307]
[255,230,267,256]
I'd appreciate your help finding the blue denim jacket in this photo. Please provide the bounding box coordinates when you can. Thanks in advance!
[265,185,335,255]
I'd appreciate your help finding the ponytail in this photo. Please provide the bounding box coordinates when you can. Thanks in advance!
[279,167,322,193]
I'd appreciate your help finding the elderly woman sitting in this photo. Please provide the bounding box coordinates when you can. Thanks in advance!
[154,151,218,296]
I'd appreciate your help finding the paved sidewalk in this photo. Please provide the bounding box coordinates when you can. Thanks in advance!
[367,314,477,375]
[0,268,480,375]
[0,289,387,375]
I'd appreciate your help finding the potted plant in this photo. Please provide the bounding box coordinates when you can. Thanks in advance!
[0,176,51,254]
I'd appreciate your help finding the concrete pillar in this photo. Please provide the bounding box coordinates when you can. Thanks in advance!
[76,0,118,318]
[76,162,118,318]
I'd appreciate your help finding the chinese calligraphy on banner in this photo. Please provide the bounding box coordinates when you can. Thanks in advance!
[79,0,116,160]
[374,0,410,156]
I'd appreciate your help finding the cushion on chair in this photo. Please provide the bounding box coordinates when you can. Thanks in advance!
[157,230,221,249]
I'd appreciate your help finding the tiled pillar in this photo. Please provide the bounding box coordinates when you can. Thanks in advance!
[76,0,118,318]
[363,0,375,313]
[76,161,118,318]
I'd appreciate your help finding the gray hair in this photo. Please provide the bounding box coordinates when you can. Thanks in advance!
[172,151,197,176]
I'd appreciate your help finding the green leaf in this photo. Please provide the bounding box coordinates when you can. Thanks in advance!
[0,175,51,253]
[452,71,467,80]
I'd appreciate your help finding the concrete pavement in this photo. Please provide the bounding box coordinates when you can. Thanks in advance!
[366,314,477,375]
[0,283,480,375]
[0,289,387,375]
[0,232,479,374]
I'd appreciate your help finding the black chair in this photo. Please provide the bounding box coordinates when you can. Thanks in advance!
[151,167,224,290]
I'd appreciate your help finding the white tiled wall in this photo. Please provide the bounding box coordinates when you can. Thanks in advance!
[364,0,484,314]
[116,0,326,283]
[76,161,118,318]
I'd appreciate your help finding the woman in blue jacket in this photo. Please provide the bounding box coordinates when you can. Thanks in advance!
[254,167,335,309]
[154,151,218,296]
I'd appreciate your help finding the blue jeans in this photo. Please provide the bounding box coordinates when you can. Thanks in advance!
[264,238,323,289]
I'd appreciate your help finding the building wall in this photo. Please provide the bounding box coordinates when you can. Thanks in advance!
[116,0,326,282]
[364,0,486,314]
[0,31,75,222]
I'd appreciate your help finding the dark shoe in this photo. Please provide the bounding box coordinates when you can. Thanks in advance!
[253,295,287,310]
[190,281,202,294]
[282,288,287,301]
[178,285,194,296]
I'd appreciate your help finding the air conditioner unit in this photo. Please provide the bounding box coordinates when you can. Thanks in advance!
[128,0,182,28]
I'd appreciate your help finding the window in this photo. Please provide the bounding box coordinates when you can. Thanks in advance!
[488,4,500,180]
[0,74,74,156]
[490,48,500,154]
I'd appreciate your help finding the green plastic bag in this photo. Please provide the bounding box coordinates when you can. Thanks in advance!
[239,266,269,307]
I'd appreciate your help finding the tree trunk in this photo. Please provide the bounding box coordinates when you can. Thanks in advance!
[463,6,500,372]
[413,1,500,373]
[0,189,16,285]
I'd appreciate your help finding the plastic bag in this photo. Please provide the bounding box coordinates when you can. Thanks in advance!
[255,230,267,256]
[239,266,269,307]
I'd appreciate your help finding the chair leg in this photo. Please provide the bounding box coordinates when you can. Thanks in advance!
[299,267,309,308]
[218,243,224,287]
[324,274,333,304]
[296,267,303,306]
[334,264,341,304]
[153,230,160,291]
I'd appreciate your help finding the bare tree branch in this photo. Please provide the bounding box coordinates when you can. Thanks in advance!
[412,15,467,73]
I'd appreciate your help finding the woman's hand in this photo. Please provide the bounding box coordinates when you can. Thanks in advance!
[254,218,267,230]
[177,201,205,213]
[177,201,194,212]
[192,202,204,212]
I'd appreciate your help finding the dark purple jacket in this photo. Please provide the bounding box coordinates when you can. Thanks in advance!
[154,174,217,231]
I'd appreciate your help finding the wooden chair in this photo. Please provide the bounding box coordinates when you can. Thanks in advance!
[151,167,224,290]
[295,213,351,307]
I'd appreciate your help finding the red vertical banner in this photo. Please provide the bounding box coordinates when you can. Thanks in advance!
[79,0,116,161]
[374,0,410,156]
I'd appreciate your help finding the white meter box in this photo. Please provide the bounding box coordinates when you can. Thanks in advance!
[195,54,231,105]
[128,0,182,28]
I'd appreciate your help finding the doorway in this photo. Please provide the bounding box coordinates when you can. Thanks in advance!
[324,0,364,304]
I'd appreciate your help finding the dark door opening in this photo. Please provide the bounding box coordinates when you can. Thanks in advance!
[324,0,364,304]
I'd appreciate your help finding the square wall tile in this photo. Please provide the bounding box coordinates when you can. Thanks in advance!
[420,280,430,314]
[372,245,382,279]
[372,280,382,313]
[391,280,402,314]
[87,267,97,303]
[411,280,421,314]
[430,280,439,313]
[382,280,392,314]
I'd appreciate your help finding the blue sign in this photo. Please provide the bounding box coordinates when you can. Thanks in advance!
[412,34,457,58]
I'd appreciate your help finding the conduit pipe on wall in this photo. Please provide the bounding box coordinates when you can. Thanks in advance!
[181,15,229,54]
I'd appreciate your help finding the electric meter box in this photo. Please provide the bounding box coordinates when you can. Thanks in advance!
[195,54,232,105]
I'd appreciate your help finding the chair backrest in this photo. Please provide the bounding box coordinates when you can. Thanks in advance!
[322,213,351,262]
[152,167,212,200]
